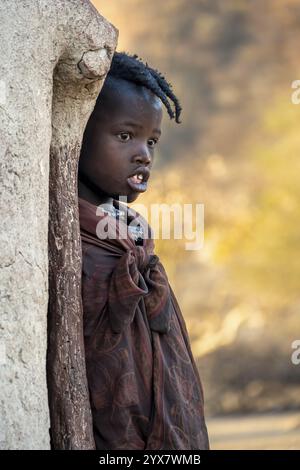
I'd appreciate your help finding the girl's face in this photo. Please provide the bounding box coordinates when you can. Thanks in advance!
[79,81,163,204]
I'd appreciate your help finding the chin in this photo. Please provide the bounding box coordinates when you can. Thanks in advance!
[114,193,140,204]
[127,193,140,204]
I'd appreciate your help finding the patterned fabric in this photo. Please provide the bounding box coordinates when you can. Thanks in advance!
[79,197,209,450]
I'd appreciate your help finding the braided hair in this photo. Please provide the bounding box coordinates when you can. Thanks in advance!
[96,51,182,124]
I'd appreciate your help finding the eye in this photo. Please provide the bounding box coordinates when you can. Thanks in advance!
[117,132,132,142]
[148,138,158,148]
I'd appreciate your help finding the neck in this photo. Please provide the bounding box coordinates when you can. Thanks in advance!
[78,172,114,207]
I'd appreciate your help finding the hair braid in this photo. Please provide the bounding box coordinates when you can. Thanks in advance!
[104,52,182,123]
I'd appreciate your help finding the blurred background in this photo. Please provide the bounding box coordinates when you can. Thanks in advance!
[92,0,300,449]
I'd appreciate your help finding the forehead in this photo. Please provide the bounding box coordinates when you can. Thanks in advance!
[96,78,163,123]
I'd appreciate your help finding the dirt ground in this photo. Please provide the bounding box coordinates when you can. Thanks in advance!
[207,411,300,450]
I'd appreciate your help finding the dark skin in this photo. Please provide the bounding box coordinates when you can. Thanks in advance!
[78,78,163,207]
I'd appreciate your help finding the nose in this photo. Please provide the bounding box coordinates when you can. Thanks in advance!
[132,145,152,166]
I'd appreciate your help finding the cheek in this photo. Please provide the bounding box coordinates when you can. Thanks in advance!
[88,139,116,171]
[84,135,131,184]
[98,137,128,164]
[92,155,127,188]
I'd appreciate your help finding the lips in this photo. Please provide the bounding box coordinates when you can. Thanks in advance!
[127,167,150,193]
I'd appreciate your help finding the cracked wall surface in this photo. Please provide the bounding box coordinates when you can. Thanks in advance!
[0,0,117,449]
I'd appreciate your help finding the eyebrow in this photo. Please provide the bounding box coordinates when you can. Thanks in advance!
[118,120,161,135]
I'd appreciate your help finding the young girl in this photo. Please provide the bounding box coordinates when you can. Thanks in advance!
[78,52,209,450]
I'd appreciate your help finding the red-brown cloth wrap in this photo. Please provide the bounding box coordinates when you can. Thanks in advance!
[79,197,209,450]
